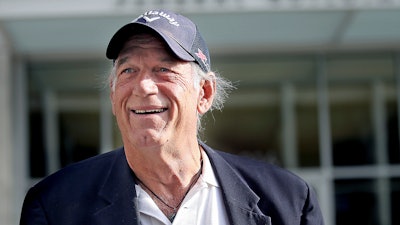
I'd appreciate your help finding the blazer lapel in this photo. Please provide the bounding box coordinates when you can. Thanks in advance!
[92,148,140,225]
[203,144,271,225]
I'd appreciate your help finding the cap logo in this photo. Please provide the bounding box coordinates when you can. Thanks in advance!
[143,16,160,23]
[195,48,209,69]
[195,48,207,62]
[134,10,180,27]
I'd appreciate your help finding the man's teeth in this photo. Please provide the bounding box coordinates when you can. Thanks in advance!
[134,109,166,114]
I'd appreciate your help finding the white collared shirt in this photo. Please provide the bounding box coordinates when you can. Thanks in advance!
[135,151,229,225]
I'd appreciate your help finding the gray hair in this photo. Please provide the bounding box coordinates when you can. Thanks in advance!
[108,62,234,134]
[190,62,235,134]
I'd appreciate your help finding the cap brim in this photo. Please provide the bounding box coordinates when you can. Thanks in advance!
[106,22,195,62]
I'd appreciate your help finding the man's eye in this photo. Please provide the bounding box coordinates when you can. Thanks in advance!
[122,68,134,74]
[158,68,170,73]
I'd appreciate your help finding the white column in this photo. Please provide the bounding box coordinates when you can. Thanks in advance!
[372,81,387,165]
[100,89,113,154]
[13,59,29,225]
[281,82,298,168]
[0,25,15,225]
[43,90,60,174]
[316,56,335,225]
[372,81,391,225]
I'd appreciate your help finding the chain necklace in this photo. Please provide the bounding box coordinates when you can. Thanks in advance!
[137,159,203,222]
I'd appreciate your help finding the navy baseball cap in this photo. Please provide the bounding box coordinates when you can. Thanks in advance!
[106,9,211,72]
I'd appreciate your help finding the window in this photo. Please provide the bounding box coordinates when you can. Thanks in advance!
[27,60,109,177]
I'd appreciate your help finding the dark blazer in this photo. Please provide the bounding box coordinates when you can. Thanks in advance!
[20,144,324,225]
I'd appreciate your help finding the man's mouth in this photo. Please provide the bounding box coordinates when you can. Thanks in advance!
[132,108,168,114]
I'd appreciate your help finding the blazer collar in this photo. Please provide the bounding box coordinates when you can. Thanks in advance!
[93,148,140,225]
[201,143,271,225]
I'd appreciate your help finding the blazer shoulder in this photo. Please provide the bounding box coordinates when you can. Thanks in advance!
[21,148,130,225]
[208,148,324,224]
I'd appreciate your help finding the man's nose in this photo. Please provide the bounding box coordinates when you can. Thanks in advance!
[133,73,158,97]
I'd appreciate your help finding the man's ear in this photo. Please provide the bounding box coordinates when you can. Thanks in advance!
[197,74,216,115]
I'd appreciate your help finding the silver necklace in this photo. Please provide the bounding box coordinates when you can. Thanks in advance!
[137,159,203,222]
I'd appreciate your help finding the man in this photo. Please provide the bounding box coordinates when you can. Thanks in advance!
[20,9,324,225]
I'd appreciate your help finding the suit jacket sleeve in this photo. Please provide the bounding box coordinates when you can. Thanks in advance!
[301,182,324,225]
[20,187,49,225]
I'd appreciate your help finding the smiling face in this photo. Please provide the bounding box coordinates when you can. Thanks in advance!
[110,33,212,151]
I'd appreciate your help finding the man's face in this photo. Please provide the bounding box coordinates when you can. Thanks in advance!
[110,34,202,150]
